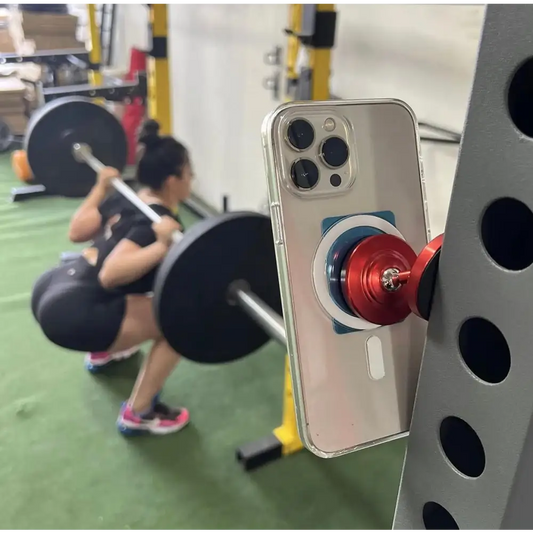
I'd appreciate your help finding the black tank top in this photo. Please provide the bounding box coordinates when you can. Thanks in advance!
[87,191,183,295]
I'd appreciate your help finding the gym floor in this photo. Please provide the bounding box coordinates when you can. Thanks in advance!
[0,152,406,529]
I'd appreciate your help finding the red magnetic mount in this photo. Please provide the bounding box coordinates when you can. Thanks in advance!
[341,234,417,325]
[340,233,445,325]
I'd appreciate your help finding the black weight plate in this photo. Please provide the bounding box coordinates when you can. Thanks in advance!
[154,212,282,364]
[25,97,128,198]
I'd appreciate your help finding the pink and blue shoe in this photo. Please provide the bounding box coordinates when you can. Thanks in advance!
[85,349,189,436]
[117,400,190,436]
[84,346,140,373]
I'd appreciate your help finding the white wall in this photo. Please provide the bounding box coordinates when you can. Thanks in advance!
[112,4,149,73]
[331,5,484,234]
[164,5,486,234]
[75,4,149,74]
[168,4,288,214]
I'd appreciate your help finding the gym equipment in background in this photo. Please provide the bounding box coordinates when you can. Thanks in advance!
[25,97,128,197]
[9,70,146,202]
[270,4,461,145]
[6,4,147,203]
[8,5,212,223]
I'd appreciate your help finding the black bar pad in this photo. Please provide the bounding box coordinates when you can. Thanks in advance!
[150,37,167,59]
[300,11,337,49]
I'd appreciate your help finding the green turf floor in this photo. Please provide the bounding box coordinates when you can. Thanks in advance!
[0,152,407,529]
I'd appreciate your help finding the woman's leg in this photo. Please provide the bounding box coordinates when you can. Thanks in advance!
[109,295,180,410]
[107,294,161,352]
[128,338,180,413]
[85,293,157,372]
[109,295,189,434]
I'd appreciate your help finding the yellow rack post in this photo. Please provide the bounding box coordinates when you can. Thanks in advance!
[147,4,172,135]
[87,4,102,86]
[309,4,335,100]
[285,4,302,102]
[273,355,304,456]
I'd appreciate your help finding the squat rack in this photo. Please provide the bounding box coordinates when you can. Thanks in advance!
[393,5,533,529]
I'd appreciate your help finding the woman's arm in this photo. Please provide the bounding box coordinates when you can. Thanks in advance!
[68,182,107,243]
[99,214,180,289]
[98,239,168,289]
[68,167,119,243]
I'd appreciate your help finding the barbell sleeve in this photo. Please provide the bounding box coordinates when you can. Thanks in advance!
[233,286,286,346]
[72,143,182,243]
[72,142,104,173]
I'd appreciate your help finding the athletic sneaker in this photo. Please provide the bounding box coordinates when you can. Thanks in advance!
[117,401,190,436]
[84,346,140,373]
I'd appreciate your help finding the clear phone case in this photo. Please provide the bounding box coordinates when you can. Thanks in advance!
[261,99,430,457]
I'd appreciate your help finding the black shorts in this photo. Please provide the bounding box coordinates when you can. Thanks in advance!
[31,259,126,352]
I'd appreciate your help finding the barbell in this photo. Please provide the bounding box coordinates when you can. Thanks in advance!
[26,96,442,366]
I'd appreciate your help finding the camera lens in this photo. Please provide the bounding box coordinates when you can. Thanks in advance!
[287,119,315,151]
[320,136,349,168]
[330,174,341,187]
[290,159,319,190]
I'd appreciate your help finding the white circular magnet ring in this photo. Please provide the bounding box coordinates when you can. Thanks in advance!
[312,214,405,331]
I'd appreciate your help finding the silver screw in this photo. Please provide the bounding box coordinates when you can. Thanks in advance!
[381,268,401,292]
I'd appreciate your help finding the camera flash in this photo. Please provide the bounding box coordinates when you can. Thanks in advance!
[324,118,336,132]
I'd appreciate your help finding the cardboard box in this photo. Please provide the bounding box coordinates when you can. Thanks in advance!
[0,76,28,134]
[10,8,82,53]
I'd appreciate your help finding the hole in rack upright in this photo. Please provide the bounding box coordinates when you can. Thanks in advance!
[439,416,486,478]
[422,501,459,530]
[508,57,533,137]
[481,197,533,271]
[458,317,510,384]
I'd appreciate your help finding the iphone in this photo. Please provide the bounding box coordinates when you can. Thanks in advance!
[262,99,430,457]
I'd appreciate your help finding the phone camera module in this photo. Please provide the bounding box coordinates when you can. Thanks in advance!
[287,119,315,151]
[291,159,319,190]
[320,136,349,168]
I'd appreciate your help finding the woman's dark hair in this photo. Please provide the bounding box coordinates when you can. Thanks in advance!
[137,119,190,190]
